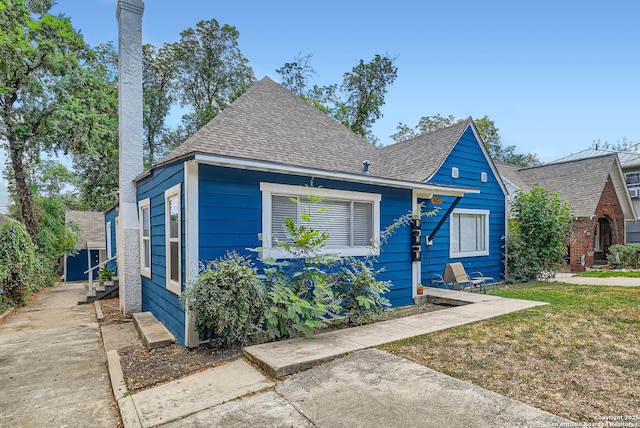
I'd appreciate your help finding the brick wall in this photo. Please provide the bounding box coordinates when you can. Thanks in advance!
[569,175,626,272]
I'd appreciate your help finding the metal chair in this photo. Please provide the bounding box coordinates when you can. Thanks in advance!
[444,262,487,294]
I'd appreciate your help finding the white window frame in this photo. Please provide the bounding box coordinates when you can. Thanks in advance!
[138,198,151,278]
[449,208,490,258]
[106,221,112,258]
[165,184,182,295]
[260,182,381,259]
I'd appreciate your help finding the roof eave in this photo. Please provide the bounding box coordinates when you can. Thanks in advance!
[193,153,480,197]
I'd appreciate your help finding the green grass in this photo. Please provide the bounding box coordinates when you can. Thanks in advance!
[379,282,640,422]
[574,270,640,278]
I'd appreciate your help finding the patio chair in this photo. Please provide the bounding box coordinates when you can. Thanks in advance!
[443,262,487,294]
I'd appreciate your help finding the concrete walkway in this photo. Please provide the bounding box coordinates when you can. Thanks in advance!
[0,283,119,427]
[112,288,571,427]
[554,274,640,286]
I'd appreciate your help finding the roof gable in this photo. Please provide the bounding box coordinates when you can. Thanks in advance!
[157,77,382,178]
[498,154,636,218]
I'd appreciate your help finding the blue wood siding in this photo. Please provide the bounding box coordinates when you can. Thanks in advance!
[198,165,415,307]
[104,206,118,275]
[66,249,89,281]
[137,162,186,345]
[421,127,506,284]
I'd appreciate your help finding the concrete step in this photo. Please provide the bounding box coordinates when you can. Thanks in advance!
[132,312,175,350]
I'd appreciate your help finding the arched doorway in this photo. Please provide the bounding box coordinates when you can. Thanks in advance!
[594,217,613,262]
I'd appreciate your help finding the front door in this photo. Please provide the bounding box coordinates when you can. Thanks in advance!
[595,218,612,262]
[89,249,101,280]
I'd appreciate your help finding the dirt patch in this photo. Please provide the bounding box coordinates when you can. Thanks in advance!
[99,298,446,392]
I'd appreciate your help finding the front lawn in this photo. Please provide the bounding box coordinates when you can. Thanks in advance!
[379,283,640,422]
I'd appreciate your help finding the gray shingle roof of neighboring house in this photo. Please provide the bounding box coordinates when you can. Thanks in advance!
[154,77,478,187]
[65,211,105,250]
[497,154,634,218]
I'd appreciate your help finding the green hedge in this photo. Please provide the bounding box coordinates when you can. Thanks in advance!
[607,244,640,269]
[0,221,42,307]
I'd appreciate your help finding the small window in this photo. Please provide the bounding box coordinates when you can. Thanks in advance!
[452,167,459,178]
[450,209,489,258]
[165,184,181,295]
[261,183,380,259]
[138,199,151,278]
[106,221,112,258]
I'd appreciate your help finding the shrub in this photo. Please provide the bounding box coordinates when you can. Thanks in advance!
[0,222,38,305]
[507,185,573,283]
[608,244,640,269]
[332,258,390,325]
[182,252,265,347]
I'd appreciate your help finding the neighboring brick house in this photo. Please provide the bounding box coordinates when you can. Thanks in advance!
[551,148,640,243]
[497,154,636,272]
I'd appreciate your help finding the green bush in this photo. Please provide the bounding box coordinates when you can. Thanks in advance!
[333,258,390,325]
[182,252,265,347]
[506,185,573,283]
[0,222,38,305]
[608,244,640,269]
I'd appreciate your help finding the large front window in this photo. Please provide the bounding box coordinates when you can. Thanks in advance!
[138,199,151,278]
[165,184,181,294]
[261,183,380,258]
[450,209,489,258]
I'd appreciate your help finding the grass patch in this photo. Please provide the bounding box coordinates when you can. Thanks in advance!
[379,282,640,422]
[574,271,640,278]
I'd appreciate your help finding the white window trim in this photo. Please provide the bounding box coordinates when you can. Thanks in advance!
[106,221,112,258]
[165,184,182,295]
[260,182,381,259]
[449,208,490,258]
[138,198,151,278]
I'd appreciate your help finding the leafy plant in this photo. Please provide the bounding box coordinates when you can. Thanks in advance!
[260,195,341,339]
[607,244,640,269]
[182,252,265,347]
[332,258,390,325]
[507,185,573,282]
[98,266,115,282]
[0,221,38,305]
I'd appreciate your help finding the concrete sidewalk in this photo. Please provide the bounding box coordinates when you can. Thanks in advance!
[242,291,546,378]
[554,274,640,286]
[113,288,570,427]
[0,283,119,427]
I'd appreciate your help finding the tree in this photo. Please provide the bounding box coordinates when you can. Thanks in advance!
[161,18,256,133]
[391,114,541,166]
[142,44,173,167]
[69,42,119,211]
[0,0,112,236]
[506,184,573,282]
[276,53,315,97]
[276,54,398,143]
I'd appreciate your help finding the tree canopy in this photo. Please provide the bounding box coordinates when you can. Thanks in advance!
[0,0,113,236]
[277,53,398,143]
[391,114,540,166]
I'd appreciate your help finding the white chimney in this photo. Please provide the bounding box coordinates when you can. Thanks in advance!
[116,0,144,313]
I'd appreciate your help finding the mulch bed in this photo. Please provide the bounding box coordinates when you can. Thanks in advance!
[99,298,447,392]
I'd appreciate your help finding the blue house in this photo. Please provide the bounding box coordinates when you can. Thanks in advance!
[110,77,506,347]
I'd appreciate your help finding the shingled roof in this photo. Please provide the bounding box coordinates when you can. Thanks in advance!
[153,77,475,187]
[157,77,382,178]
[378,120,472,182]
[497,154,635,218]
[65,211,105,250]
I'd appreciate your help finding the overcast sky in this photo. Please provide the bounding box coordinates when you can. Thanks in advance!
[2,0,639,212]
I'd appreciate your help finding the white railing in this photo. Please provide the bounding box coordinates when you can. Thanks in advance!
[84,255,118,297]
